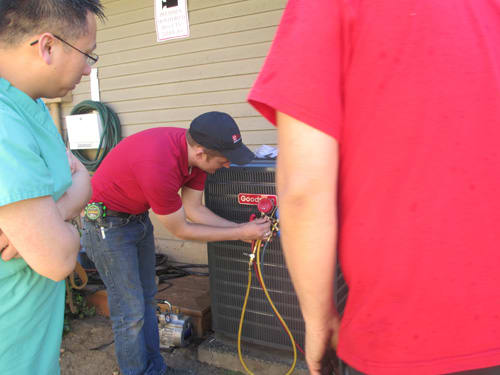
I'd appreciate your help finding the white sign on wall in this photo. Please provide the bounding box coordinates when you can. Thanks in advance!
[154,0,190,42]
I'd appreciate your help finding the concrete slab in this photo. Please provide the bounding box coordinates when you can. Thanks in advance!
[197,335,309,375]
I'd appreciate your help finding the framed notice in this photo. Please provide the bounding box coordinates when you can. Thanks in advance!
[154,0,190,42]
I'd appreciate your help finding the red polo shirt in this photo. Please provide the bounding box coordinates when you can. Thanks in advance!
[91,127,206,215]
[249,0,500,374]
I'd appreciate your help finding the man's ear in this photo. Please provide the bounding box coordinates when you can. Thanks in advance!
[36,33,55,65]
[194,146,206,161]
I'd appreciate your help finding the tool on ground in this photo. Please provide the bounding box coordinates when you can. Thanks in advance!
[157,300,193,349]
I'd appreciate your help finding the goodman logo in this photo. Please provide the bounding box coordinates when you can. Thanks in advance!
[238,193,277,206]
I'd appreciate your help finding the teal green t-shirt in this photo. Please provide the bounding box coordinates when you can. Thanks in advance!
[0,78,72,375]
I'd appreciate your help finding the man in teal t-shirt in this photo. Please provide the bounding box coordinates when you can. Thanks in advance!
[0,1,104,374]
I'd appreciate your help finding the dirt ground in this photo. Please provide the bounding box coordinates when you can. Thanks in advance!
[60,314,242,375]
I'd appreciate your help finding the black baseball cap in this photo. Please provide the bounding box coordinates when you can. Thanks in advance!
[189,111,255,165]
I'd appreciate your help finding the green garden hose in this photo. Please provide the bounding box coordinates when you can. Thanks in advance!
[69,100,121,172]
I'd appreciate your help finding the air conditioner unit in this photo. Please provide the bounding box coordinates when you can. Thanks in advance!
[205,159,348,353]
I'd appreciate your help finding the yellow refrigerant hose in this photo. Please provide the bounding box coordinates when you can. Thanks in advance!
[237,239,298,375]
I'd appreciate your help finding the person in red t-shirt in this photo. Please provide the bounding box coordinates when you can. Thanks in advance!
[81,111,270,375]
[248,0,500,374]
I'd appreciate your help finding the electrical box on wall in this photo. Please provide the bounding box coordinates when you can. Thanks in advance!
[66,113,103,150]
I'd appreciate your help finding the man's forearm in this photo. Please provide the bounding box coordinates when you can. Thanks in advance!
[276,111,340,323]
[279,188,338,321]
[186,205,239,227]
[173,221,244,241]
[56,168,92,220]
[157,208,269,242]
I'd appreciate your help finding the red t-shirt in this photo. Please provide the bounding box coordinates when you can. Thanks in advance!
[91,127,206,215]
[249,1,500,374]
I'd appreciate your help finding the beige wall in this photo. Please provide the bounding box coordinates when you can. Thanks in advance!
[63,0,285,263]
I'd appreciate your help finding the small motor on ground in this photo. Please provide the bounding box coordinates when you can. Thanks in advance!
[157,301,193,349]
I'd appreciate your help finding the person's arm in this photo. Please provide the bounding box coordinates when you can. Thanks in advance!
[1,152,91,261]
[154,189,270,242]
[181,186,240,227]
[276,111,340,375]
[56,151,92,221]
[0,196,81,281]
[0,229,8,253]
[0,229,17,261]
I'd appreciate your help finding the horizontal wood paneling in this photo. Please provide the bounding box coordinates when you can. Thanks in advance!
[99,57,265,92]
[95,15,281,65]
[99,0,284,31]
[121,115,273,135]
[71,74,257,103]
[98,40,273,79]
[116,102,256,126]
[63,0,283,149]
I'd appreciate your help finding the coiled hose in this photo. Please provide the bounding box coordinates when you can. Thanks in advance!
[69,100,121,171]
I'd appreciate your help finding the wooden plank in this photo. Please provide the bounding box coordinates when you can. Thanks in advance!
[99,0,285,31]
[96,13,281,59]
[99,7,152,31]
[241,129,277,146]
[109,89,248,113]
[119,126,276,144]
[71,74,258,104]
[71,55,264,95]
[98,41,271,79]
[96,28,275,72]
[98,11,281,44]
[102,0,148,17]
[188,0,241,11]
[156,276,212,337]
[116,102,260,125]
[105,74,257,102]
[189,0,286,24]
[121,126,276,148]
[98,57,266,91]
[107,116,272,136]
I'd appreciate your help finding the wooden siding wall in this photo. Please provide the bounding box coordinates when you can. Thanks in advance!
[64,0,286,264]
[62,0,286,147]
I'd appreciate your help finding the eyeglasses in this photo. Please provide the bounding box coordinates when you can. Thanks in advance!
[30,34,98,66]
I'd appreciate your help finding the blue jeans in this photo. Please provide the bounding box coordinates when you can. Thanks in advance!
[82,212,167,375]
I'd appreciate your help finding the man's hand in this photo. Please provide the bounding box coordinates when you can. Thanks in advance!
[0,229,20,261]
[305,313,341,375]
[238,217,271,241]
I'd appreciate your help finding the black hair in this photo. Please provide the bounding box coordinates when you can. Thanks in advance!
[0,0,105,46]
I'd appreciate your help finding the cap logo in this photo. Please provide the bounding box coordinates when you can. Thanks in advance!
[232,134,241,143]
